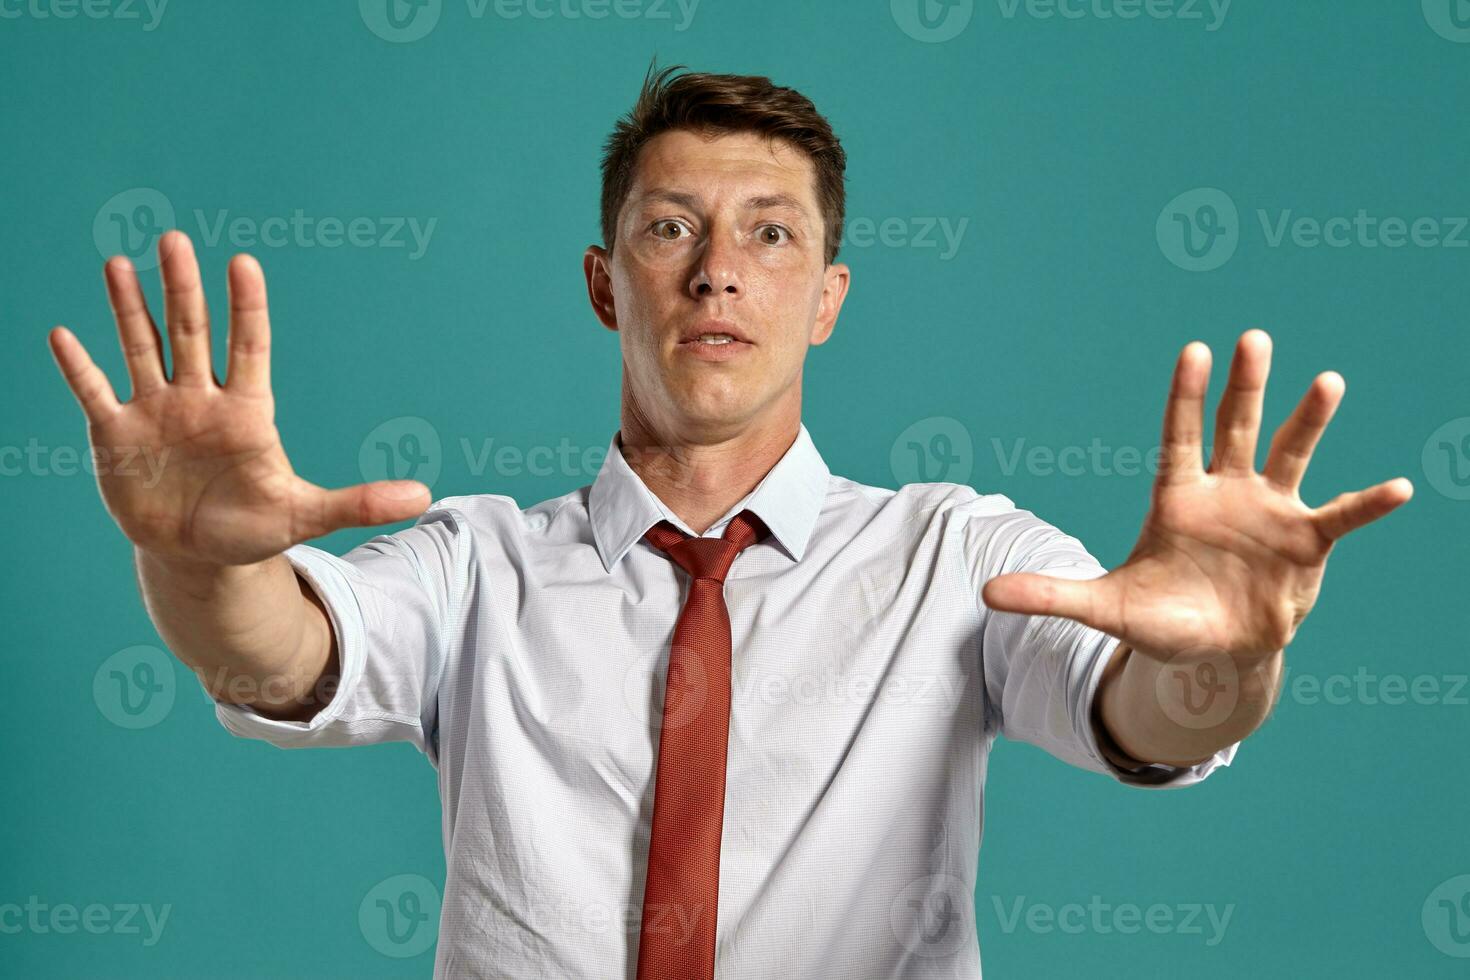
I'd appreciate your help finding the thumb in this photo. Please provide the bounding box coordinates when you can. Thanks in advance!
[295,479,432,540]
[981,572,1101,626]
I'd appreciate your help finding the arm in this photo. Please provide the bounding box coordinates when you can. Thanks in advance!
[136,549,338,721]
[48,230,428,722]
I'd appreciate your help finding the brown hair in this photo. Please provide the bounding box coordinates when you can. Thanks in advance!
[599,60,847,267]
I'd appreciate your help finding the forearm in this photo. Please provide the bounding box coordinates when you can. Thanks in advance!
[1095,640,1284,768]
[134,548,338,721]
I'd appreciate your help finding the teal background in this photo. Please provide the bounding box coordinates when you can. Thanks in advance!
[3,1,1467,976]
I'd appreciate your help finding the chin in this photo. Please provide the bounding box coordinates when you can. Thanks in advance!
[669,395,756,433]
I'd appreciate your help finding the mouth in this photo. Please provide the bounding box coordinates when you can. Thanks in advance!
[676,321,755,361]
[678,321,754,346]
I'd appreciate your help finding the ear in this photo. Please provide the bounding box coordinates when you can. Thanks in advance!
[584,245,618,332]
[809,261,850,346]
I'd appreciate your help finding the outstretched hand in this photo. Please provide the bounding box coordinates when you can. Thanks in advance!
[47,230,431,566]
[982,329,1412,669]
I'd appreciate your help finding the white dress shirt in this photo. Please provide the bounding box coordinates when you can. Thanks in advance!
[214,422,1237,978]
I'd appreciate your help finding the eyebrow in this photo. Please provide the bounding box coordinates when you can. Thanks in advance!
[637,189,812,219]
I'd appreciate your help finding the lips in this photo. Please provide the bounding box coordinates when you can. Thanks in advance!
[675,320,755,362]
[678,321,753,345]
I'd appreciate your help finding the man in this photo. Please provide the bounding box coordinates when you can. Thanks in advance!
[48,64,1411,978]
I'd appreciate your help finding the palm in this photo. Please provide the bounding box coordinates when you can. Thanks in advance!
[983,331,1412,665]
[49,231,430,567]
[90,382,299,564]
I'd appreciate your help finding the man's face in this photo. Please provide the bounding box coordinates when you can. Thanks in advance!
[584,128,849,441]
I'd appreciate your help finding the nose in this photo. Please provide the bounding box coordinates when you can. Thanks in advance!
[688,228,742,299]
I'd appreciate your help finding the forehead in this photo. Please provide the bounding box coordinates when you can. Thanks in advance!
[628,128,818,208]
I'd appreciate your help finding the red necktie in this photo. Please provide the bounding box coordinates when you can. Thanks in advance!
[635,509,767,980]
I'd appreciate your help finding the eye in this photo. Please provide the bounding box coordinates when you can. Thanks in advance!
[651,219,692,242]
[757,224,791,246]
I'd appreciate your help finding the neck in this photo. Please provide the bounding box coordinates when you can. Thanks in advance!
[618,396,799,536]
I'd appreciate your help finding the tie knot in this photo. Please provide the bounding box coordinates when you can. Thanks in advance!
[643,509,767,582]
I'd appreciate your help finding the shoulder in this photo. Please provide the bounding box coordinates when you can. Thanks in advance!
[418,486,590,538]
[824,474,1022,535]
[406,487,600,572]
[825,475,1097,573]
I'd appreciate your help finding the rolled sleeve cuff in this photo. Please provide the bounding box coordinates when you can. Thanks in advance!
[211,543,367,744]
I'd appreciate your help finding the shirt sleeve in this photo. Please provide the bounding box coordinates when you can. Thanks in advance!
[957,491,1239,789]
[209,501,466,764]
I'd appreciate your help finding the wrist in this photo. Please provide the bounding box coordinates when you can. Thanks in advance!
[134,546,278,599]
[1092,642,1152,772]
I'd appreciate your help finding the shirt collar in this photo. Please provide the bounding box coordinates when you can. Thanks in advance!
[588,423,830,572]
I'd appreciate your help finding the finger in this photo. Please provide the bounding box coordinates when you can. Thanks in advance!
[1312,477,1414,542]
[158,230,215,385]
[225,254,272,395]
[981,572,1111,633]
[47,326,122,424]
[290,480,431,541]
[1209,329,1271,476]
[103,255,167,397]
[1262,371,1345,492]
[1157,340,1211,484]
